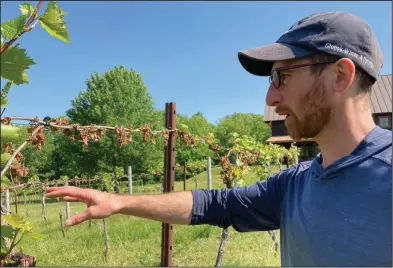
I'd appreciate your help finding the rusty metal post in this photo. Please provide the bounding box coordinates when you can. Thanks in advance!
[161,102,176,267]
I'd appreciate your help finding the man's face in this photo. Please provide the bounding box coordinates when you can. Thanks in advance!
[266,58,333,141]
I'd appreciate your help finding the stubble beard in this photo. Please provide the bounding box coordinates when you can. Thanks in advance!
[285,79,332,141]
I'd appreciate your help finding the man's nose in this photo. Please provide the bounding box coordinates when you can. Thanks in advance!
[265,84,281,107]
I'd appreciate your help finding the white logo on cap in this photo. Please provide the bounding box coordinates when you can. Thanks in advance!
[324,43,374,69]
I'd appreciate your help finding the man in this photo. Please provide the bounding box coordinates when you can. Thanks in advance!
[46,11,392,266]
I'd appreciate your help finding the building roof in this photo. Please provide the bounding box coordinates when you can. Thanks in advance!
[266,136,315,144]
[264,74,392,122]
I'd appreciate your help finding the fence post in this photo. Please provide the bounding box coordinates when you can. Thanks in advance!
[207,157,212,190]
[42,189,47,223]
[65,180,70,219]
[4,189,10,214]
[128,166,133,195]
[161,102,176,267]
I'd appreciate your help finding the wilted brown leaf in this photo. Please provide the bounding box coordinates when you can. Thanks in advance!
[1,117,11,125]
[140,124,151,142]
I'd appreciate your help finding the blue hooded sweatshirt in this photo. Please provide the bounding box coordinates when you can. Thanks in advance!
[190,126,392,267]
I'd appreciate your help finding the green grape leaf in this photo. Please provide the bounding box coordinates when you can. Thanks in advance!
[39,1,70,43]
[3,214,30,232]
[19,3,35,17]
[1,15,27,40]
[0,44,35,85]
[3,214,26,228]
[0,225,15,239]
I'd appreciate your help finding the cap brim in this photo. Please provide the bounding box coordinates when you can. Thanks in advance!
[238,43,314,76]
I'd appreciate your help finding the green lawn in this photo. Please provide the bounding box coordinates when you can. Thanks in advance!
[9,167,282,266]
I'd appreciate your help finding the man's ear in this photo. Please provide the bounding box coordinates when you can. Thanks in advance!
[331,58,356,93]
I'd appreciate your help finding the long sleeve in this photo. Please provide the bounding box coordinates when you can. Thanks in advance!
[189,174,282,232]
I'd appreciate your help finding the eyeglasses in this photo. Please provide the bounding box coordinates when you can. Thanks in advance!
[269,60,337,89]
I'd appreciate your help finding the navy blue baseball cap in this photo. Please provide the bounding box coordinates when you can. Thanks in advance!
[238,11,383,82]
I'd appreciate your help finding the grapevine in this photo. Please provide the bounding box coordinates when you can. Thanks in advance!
[1,1,72,265]
[1,116,174,181]
[1,1,301,266]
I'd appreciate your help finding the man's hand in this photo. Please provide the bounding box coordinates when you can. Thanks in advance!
[46,186,194,226]
[46,186,122,227]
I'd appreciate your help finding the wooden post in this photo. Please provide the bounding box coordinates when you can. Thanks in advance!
[128,166,132,195]
[42,190,47,223]
[59,210,65,238]
[207,157,212,190]
[1,189,12,256]
[161,102,176,267]
[65,181,70,219]
[4,189,10,214]
[103,218,109,261]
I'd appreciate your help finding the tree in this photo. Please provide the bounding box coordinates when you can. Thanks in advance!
[215,113,271,147]
[175,112,216,180]
[63,66,164,177]
[21,128,56,180]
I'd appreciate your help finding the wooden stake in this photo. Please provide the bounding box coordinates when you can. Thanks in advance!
[59,210,65,238]
[41,190,47,223]
[65,181,70,219]
[103,218,109,262]
[215,227,229,267]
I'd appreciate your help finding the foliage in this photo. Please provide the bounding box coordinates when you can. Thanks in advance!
[175,159,206,182]
[186,160,206,176]
[64,66,163,176]
[92,167,125,191]
[1,214,44,266]
[176,112,215,165]
[195,132,300,189]
[231,135,300,183]
[38,1,70,43]
[1,0,70,183]
[0,2,299,266]
[22,129,57,180]
[214,113,271,148]
[0,1,69,265]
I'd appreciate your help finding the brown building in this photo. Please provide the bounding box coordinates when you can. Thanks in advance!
[264,74,392,162]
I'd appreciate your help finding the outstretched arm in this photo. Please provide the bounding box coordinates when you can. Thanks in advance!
[46,171,283,230]
[45,186,193,227]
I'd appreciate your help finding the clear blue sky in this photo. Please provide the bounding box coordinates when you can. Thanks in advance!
[2,1,392,124]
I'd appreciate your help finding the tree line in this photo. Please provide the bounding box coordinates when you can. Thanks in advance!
[2,66,272,186]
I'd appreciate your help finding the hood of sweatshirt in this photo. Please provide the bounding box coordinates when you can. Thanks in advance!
[309,126,392,180]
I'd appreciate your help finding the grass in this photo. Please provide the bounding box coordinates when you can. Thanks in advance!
[8,167,281,266]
